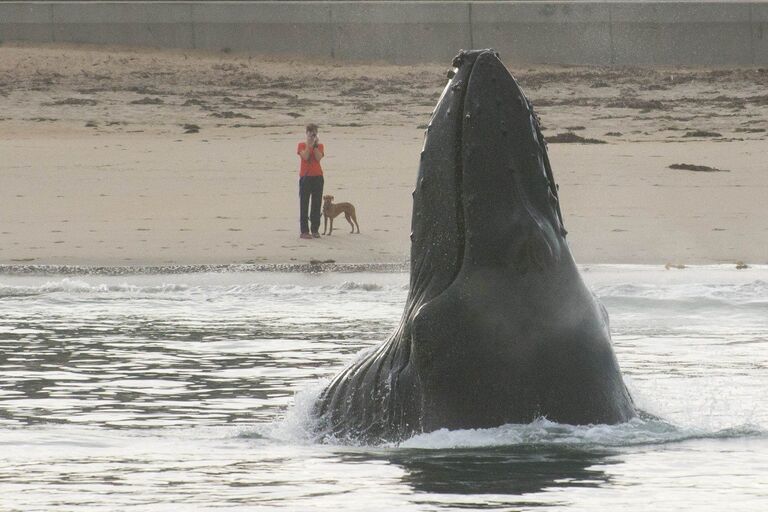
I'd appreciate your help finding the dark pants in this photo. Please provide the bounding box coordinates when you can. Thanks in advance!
[299,175,324,234]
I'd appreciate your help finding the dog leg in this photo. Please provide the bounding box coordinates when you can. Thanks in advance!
[323,214,328,235]
[344,212,355,233]
[350,209,360,234]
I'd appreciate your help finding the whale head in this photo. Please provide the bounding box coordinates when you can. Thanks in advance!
[314,50,635,443]
[407,50,634,430]
[410,49,568,306]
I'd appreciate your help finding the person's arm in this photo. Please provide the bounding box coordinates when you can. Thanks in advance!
[298,142,312,161]
[312,142,324,162]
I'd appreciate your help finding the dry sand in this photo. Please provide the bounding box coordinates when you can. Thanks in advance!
[1,43,766,267]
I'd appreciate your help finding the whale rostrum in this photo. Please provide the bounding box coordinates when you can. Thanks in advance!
[313,50,636,443]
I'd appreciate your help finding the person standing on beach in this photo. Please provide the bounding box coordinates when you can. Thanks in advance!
[297,123,325,239]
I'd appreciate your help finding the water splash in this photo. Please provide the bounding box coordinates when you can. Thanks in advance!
[257,381,766,450]
[395,417,764,450]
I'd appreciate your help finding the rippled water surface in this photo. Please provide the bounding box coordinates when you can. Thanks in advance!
[1,266,766,511]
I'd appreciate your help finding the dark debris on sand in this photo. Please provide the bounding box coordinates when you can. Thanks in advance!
[669,163,730,172]
[130,96,164,105]
[683,130,722,138]
[547,132,607,144]
[44,97,98,106]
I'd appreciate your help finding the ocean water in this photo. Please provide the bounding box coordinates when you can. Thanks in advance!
[0,266,766,511]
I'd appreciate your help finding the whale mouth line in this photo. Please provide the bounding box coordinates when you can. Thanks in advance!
[449,53,475,286]
[458,50,568,272]
[446,49,512,281]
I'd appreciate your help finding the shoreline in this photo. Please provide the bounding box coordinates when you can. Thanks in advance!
[0,262,760,277]
[0,262,409,276]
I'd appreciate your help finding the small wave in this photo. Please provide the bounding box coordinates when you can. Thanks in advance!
[0,276,408,300]
[338,281,384,291]
[0,278,193,298]
[0,279,336,299]
[595,280,768,305]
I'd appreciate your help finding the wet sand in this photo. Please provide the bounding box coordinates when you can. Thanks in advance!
[1,43,766,267]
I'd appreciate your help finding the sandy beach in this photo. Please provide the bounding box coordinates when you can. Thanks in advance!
[1,42,766,267]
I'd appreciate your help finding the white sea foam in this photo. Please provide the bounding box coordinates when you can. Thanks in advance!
[395,417,765,450]
[260,375,766,449]
[594,280,768,304]
[0,274,407,299]
[263,396,766,449]
[0,278,195,297]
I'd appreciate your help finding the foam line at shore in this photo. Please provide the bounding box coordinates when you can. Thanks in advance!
[0,262,410,276]
[1,262,764,277]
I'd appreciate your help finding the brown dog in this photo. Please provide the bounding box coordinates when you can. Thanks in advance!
[322,195,360,235]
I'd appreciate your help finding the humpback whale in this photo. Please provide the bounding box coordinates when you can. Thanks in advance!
[314,50,636,443]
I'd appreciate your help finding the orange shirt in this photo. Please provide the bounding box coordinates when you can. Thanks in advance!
[297,142,324,177]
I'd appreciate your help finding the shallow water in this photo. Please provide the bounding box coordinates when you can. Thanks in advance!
[1,266,766,511]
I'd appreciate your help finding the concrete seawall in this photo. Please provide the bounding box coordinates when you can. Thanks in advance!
[1,1,767,66]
